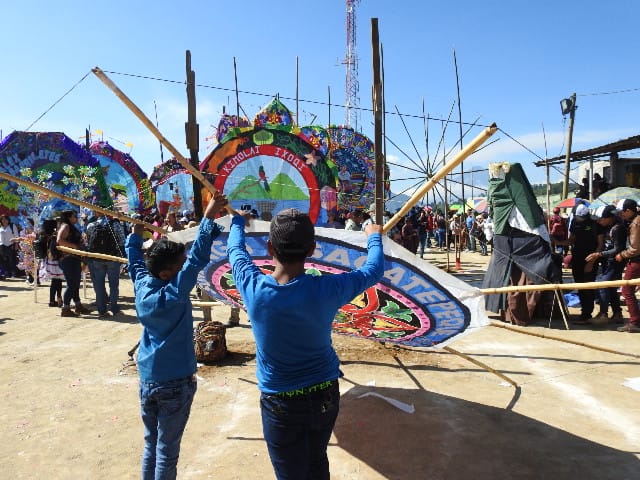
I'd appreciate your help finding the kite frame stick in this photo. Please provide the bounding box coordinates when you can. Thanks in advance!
[490,321,639,359]
[443,345,519,388]
[480,276,640,294]
[0,171,166,234]
[382,123,498,234]
[57,245,128,263]
[91,67,235,215]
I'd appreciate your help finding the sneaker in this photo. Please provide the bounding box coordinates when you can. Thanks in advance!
[611,312,624,324]
[61,307,79,317]
[75,304,92,315]
[97,311,111,319]
[589,312,609,326]
[617,323,640,333]
[48,302,58,308]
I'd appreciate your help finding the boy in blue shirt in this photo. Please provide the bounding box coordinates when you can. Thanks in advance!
[227,208,384,479]
[126,192,227,480]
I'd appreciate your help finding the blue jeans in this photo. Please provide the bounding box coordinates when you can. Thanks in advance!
[89,260,121,314]
[59,256,82,307]
[596,260,625,315]
[418,233,428,257]
[260,381,340,480]
[140,375,197,480]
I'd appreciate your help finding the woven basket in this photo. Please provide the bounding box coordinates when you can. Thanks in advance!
[194,321,227,363]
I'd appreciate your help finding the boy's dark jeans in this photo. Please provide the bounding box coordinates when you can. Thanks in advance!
[140,375,197,480]
[260,381,340,480]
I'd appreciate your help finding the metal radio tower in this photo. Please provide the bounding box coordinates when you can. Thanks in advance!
[344,0,361,130]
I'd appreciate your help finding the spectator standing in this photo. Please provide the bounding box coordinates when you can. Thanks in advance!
[0,214,19,279]
[86,213,126,318]
[566,204,598,324]
[586,205,626,325]
[614,199,640,333]
[57,210,92,317]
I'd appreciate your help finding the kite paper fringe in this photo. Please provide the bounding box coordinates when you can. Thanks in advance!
[357,392,415,413]
[490,321,639,360]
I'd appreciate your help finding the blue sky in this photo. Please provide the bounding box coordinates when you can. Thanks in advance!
[1,0,639,202]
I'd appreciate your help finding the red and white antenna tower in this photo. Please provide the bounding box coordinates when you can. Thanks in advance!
[344,0,361,130]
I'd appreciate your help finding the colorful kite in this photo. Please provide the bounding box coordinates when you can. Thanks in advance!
[185,217,488,348]
[200,101,337,225]
[89,141,155,213]
[149,158,195,216]
[0,131,109,217]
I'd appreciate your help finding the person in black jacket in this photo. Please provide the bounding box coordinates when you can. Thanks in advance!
[585,205,627,325]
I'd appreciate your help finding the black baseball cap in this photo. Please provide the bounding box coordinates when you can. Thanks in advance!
[592,204,619,219]
[269,208,315,255]
[616,199,638,212]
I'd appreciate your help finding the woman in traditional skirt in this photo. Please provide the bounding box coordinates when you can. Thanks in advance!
[38,219,64,307]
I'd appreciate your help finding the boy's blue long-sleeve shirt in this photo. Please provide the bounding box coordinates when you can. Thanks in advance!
[126,218,222,383]
[227,215,384,394]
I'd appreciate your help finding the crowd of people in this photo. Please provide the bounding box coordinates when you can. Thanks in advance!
[325,204,495,258]
[550,198,640,333]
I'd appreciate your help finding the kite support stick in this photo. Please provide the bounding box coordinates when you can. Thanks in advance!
[490,321,639,359]
[0,171,166,235]
[443,345,518,388]
[57,245,128,263]
[191,301,225,308]
[382,123,498,234]
[480,276,640,294]
[91,67,236,216]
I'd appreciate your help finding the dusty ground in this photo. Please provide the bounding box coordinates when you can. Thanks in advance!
[1,250,639,479]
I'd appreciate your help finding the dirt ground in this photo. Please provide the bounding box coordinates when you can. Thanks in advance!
[1,250,639,479]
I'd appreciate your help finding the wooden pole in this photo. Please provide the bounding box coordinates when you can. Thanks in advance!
[185,50,204,219]
[233,57,240,121]
[480,276,640,295]
[443,346,518,387]
[371,18,384,225]
[0,171,166,234]
[383,123,497,234]
[57,245,128,263]
[561,93,577,199]
[491,322,639,360]
[91,67,231,214]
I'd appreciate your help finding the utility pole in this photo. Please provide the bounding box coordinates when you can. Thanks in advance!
[185,50,203,219]
[561,93,577,199]
[371,18,384,225]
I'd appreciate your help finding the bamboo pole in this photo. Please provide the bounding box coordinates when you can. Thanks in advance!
[443,345,518,387]
[0,171,166,234]
[91,67,235,215]
[480,276,640,295]
[382,123,497,234]
[490,321,639,360]
[192,301,225,308]
[57,245,128,263]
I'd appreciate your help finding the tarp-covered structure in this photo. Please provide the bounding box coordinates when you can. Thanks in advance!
[481,162,561,325]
